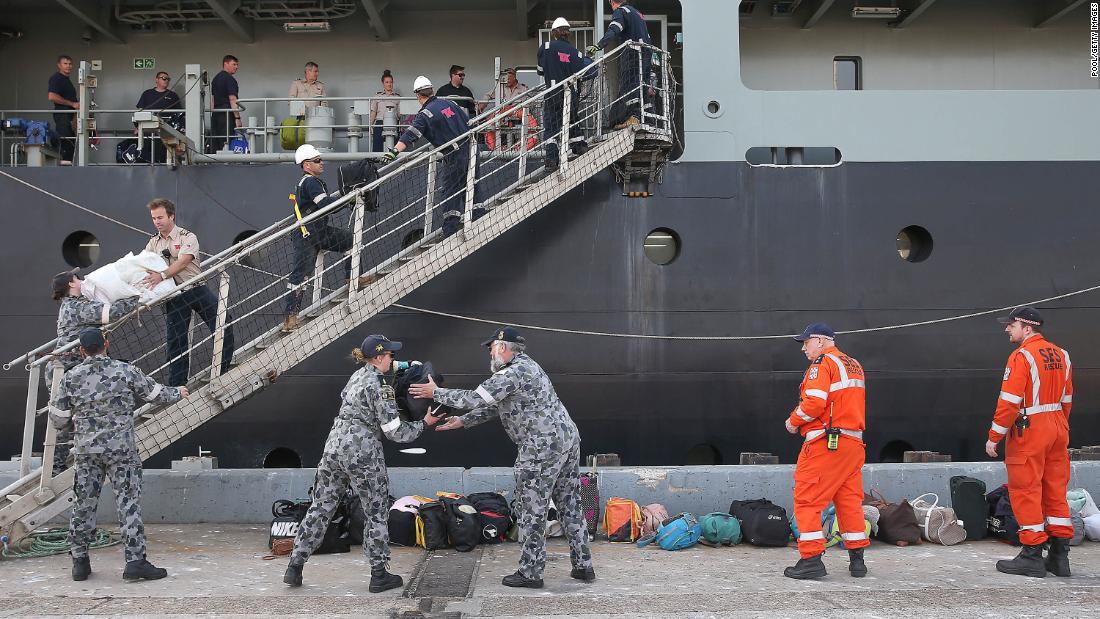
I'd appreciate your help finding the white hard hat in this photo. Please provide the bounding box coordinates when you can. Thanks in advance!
[294,144,322,165]
[413,75,433,93]
[551,17,570,30]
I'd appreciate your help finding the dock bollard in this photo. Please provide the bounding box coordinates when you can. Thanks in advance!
[739,452,779,465]
[1069,446,1100,461]
[902,450,952,463]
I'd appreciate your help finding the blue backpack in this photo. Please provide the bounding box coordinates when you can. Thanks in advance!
[637,513,701,550]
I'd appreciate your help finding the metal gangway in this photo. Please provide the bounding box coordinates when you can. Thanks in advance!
[0,41,675,542]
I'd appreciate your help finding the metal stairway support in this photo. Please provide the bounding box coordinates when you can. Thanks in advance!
[0,41,675,541]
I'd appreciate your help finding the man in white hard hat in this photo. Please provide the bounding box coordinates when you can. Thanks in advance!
[538,17,594,171]
[282,144,372,332]
[382,77,484,238]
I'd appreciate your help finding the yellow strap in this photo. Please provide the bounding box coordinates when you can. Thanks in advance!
[290,194,310,238]
[415,515,425,548]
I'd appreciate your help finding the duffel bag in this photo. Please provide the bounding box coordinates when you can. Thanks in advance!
[729,499,791,547]
[416,500,450,550]
[468,491,511,545]
[698,512,742,547]
[986,484,1021,546]
[912,493,967,546]
[864,489,922,546]
[950,475,989,541]
[439,494,481,552]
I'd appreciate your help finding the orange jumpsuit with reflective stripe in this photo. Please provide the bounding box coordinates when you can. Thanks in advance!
[989,334,1074,545]
[788,346,869,558]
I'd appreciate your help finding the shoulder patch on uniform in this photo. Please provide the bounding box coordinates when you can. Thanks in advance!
[1003,367,1011,381]
[812,355,824,365]
[808,367,819,380]
[380,384,396,401]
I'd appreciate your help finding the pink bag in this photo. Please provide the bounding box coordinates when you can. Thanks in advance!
[640,503,669,537]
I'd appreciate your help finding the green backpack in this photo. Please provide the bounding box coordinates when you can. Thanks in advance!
[698,512,742,546]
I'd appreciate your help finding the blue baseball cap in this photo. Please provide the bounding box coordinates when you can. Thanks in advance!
[78,327,105,350]
[794,322,835,342]
[483,326,525,347]
[360,334,402,355]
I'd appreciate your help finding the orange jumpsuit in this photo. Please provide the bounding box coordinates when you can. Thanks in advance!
[989,334,1074,546]
[788,346,869,558]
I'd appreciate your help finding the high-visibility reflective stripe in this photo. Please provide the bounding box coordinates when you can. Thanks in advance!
[313,192,328,204]
[1060,350,1072,405]
[841,532,867,541]
[1019,349,1042,411]
[1023,403,1062,415]
[799,531,825,541]
[149,384,163,400]
[804,389,828,401]
[380,418,401,433]
[804,428,862,443]
[824,354,849,383]
[475,385,496,405]
[990,422,1009,435]
[830,379,865,392]
[100,305,111,325]
[1018,523,1045,532]
[999,391,1023,405]
[1062,395,1073,403]
[795,409,815,422]
[1045,516,1073,526]
[610,21,623,30]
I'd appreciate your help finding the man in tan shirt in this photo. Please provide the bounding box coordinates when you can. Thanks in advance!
[289,62,327,115]
[141,198,234,386]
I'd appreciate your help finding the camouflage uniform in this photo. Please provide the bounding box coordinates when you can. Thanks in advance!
[47,296,141,472]
[433,353,592,580]
[291,365,424,569]
[51,355,181,562]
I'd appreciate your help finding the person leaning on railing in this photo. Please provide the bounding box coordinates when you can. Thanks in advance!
[369,69,403,153]
[289,61,327,118]
[435,64,477,117]
[589,0,650,130]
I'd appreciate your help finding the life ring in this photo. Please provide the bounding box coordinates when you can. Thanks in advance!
[485,106,538,151]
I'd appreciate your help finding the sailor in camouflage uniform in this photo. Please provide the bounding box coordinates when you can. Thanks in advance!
[48,269,141,473]
[411,326,594,588]
[284,334,441,593]
[50,328,187,582]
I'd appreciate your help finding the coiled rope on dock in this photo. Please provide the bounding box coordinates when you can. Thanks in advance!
[5,168,1100,342]
[1,527,120,559]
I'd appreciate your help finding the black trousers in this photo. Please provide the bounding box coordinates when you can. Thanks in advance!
[542,89,584,164]
[54,114,75,161]
[165,285,235,386]
[284,222,353,315]
[210,110,232,152]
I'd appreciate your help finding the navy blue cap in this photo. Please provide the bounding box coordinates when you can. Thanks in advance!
[78,327,105,350]
[794,322,836,342]
[360,334,402,355]
[997,307,1043,326]
[483,326,525,347]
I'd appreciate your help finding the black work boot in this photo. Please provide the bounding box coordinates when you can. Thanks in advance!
[570,566,596,582]
[122,558,168,581]
[848,548,867,578]
[783,553,827,580]
[996,544,1047,578]
[71,556,91,581]
[368,567,403,593]
[502,570,544,588]
[283,560,304,586]
[1045,537,1071,577]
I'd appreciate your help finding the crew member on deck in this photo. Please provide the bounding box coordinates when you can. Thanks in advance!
[987,307,1074,578]
[784,323,869,580]
[538,17,593,172]
[589,0,651,129]
[382,76,484,238]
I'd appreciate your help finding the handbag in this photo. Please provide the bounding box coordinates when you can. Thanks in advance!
[864,489,922,546]
[912,493,967,546]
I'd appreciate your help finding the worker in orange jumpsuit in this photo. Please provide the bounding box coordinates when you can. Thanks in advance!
[784,323,869,580]
[987,306,1074,578]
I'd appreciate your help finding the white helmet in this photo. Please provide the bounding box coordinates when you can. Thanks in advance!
[294,144,322,165]
[412,75,433,93]
[551,17,570,30]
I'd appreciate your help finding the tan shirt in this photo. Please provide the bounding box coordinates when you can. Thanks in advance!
[484,82,529,104]
[145,225,201,286]
[289,79,327,109]
[370,91,403,123]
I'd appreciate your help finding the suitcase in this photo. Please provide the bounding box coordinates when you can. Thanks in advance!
[580,472,599,536]
[950,475,988,541]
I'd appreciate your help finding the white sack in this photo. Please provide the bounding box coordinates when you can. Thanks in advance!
[81,251,176,305]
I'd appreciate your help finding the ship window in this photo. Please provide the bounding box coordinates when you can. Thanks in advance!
[745,147,842,166]
[705,100,722,117]
[62,230,100,268]
[263,447,302,468]
[896,225,933,263]
[833,56,862,90]
[643,228,680,265]
[686,443,723,465]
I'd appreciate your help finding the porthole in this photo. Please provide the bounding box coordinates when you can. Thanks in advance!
[879,439,913,463]
[263,447,302,468]
[62,230,100,268]
[896,225,933,263]
[704,100,722,118]
[686,443,723,465]
[643,228,680,265]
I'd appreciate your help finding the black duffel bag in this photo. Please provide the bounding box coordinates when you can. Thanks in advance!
[268,496,352,554]
[729,499,791,547]
[418,500,450,550]
[337,158,380,211]
[440,495,482,552]
[986,484,1021,546]
[393,361,448,421]
[950,475,989,541]
[468,491,512,544]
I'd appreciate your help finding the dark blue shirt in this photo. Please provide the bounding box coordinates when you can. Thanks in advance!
[597,4,651,49]
[295,174,337,217]
[136,88,181,111]
[211,70,238,109]
[398,97,470,149]
[537,39,594,85]
[48,71,77,118]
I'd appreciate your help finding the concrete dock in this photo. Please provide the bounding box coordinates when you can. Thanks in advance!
[1,524,1098,618]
